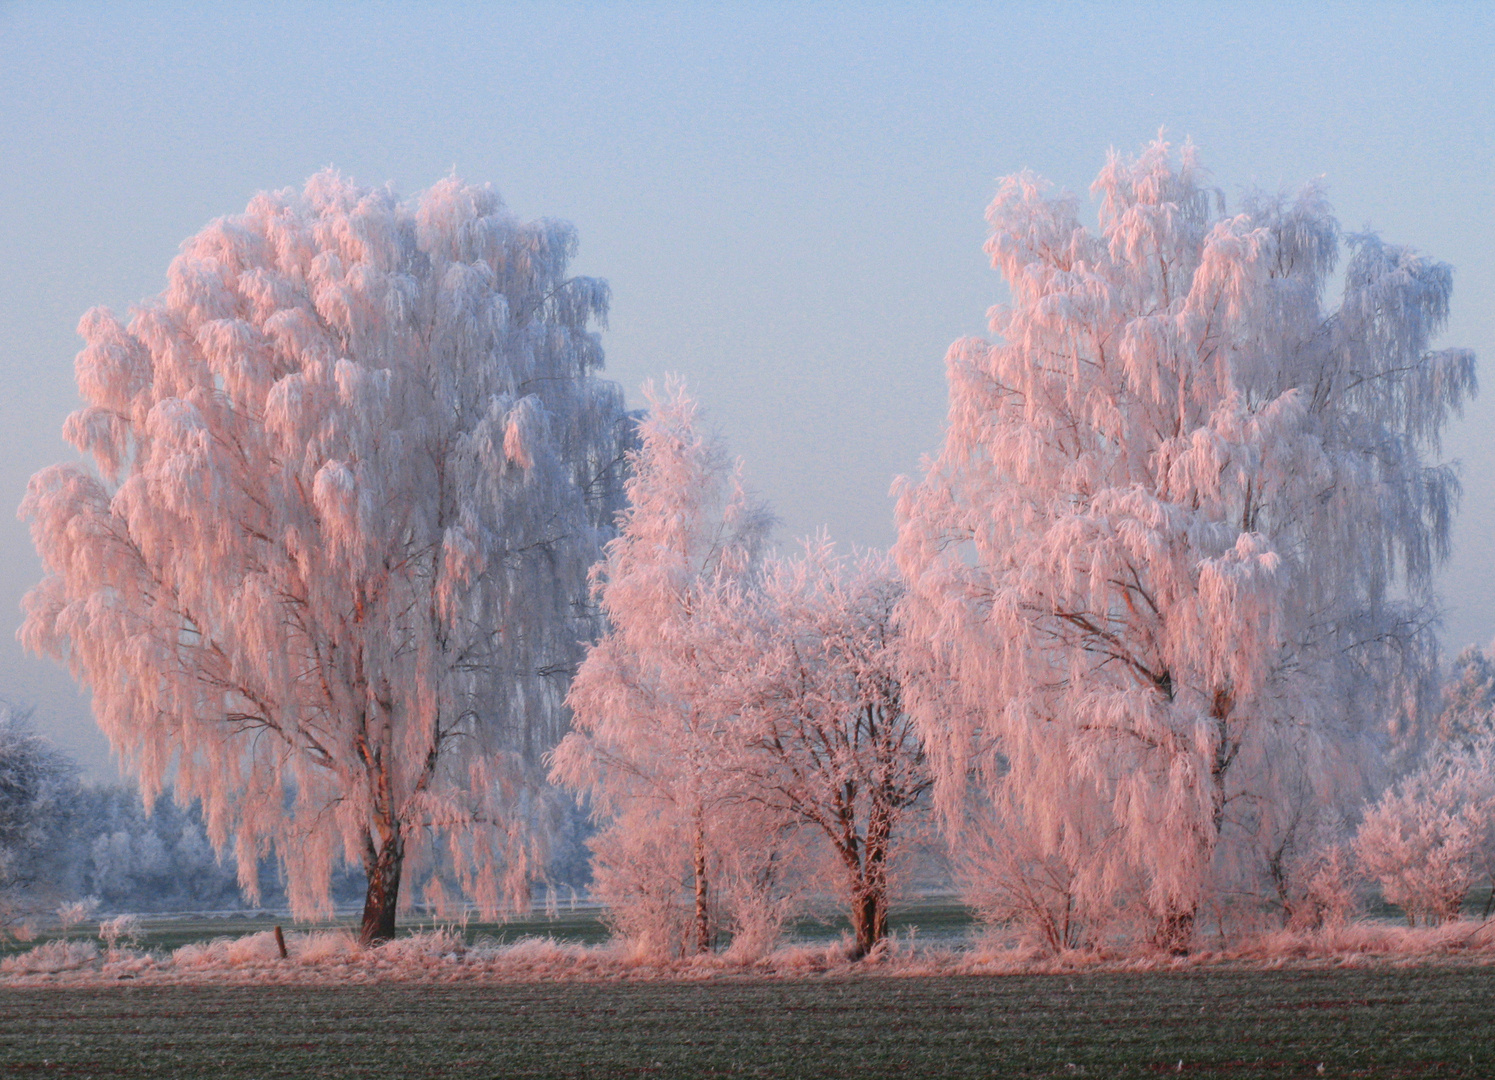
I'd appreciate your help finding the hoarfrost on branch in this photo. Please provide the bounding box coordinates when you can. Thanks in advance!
[895,138,1475,952]
[20,172,630,941]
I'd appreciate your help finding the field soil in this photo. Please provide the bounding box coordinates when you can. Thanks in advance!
[3,968,1494,1078]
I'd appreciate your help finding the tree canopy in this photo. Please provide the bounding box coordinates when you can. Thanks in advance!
[21,171,630,940]
[895,139,1476,951]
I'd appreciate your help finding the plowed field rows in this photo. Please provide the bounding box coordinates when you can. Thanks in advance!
[4,967,1494,1078]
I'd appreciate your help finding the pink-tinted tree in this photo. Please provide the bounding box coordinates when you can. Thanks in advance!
[20,172,629,942]
[1436,642,1495,751]
[702,543,930,959]
[953,768,1135,954]
[1353,646,1495,926]
[896,139,1475,952]
[1248,756,1359,932]
[549,380,777,957]
[1355,742,1495,924]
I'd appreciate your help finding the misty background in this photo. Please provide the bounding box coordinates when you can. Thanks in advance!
[2,1,1491,779]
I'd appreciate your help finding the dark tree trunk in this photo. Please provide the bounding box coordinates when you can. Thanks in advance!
[849,890,887,960]
[693,809,711,955]
[360,832,404,945]
[847,808,892,961]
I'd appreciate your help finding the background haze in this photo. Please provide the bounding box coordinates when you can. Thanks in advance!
[2,1,1490,776]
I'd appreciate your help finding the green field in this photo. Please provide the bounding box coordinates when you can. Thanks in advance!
[3,967,1495,1078]
[12,885,1487,960]
[0,897,982,958]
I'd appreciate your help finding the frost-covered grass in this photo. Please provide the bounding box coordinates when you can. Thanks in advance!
[7,915,1495,988]
[0,896,978,960]
[4,967,1495,1078]
[0,904,618,959]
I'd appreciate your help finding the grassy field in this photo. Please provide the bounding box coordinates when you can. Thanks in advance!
[0,897,982,958]
[0,908,615,959]
[12,885,1489,960]
[3,967,1494,1078]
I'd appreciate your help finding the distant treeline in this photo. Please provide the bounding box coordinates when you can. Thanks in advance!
[0,709,595,923]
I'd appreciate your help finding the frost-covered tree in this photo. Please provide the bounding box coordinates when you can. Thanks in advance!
[1250,768,1356,931]
[0,707,76,928]
[896,139,1475,952]
[1351,646,1495,926]
[1354,742,1495,924]
[550,380,776,957]
[954,769,1134,954]
[703,544,930,959]
[4,772,358,919]
[63,783,296,914]
[1436,643,1495,751]
[20,172,630,942]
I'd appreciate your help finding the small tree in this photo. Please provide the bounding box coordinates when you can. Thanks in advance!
[955,773,1134,954]
[1249,754,1359,933]
[0,707,77,929]
[21,172,629,942]
[1349,643,1495,927]
[1436,643,1495,751]
[1355,743,1495,924]
[550,380,776,957]
[896,139,1475,952]
[704,544,930,959]
[55,897,99,934]
[97,913,143,957]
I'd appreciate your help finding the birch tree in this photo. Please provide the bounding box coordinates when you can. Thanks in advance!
[20,171,629,942]
[896,139,1475,952]
[550,380,775,956]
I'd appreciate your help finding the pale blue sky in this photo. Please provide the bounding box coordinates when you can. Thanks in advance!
[2,1,1492,775]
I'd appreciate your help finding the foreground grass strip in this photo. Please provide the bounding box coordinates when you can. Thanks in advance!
[3,968,1494,1078]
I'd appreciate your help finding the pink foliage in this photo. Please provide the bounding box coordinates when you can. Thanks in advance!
[955,782,1139,954]
[0,938,98,975]
[698,542,932,958]
[1355,742,1495,924]
[895,138,1473,952]
[551,380,784,959]
[8,917,1495,987]
[20,172,629,935]
[555,380,933,960]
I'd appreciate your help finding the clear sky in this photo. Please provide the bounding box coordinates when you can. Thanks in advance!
[2,1,1492,776]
